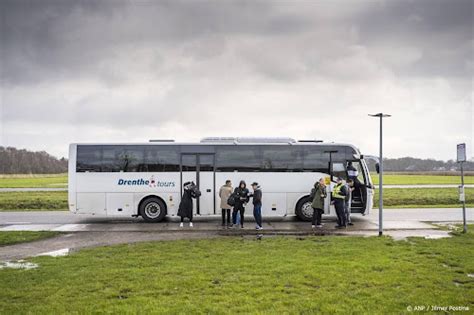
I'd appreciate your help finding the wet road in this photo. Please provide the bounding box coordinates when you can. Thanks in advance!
[0,208,471,261]
[0,208,471,232]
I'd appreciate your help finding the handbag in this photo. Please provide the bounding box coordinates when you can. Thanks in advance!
[227,193,237,207]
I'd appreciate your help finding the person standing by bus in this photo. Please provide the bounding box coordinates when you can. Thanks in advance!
[178,181,200,228]
[219,180,233,227]
[311,178,327,228]
[345,179,355,226]
[250,182,263,230]
[232,180,249,228]
[332,177,347,228]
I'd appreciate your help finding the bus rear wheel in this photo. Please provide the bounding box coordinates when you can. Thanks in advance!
[139,197,166,223]
[296,197,314,222]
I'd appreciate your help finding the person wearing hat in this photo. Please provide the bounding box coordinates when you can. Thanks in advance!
[250,182,263,230]
[332,177,348,228]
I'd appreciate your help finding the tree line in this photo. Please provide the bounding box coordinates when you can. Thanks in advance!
[0,146,472,174]
[0,146,67,174]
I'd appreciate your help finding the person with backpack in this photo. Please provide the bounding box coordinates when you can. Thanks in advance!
[177,181,201,228]
[311,178,327,228]
[219,180,233,227]
[250,182,263,230]
[332,177,348,228]
[231,180,249,228]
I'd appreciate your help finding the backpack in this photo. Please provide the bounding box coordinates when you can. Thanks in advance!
[310,188,316,199]
[227,193,237,207]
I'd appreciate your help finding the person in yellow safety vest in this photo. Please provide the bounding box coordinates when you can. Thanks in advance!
[332,177,348,228]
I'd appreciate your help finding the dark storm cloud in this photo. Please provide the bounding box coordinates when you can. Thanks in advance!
[354,0,473,78]
[1,0,471,86]
[0,0,313,86]
[0,0,472,159]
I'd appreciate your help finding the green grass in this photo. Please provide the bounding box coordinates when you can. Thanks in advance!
[1,229,473,314]
[0,192,68,211]
[374,188,473,208]
[0,174,67,188]
[371,173,473,185]
[0,231,60,246]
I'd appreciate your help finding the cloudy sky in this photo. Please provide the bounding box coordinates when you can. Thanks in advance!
[1,0,472,160]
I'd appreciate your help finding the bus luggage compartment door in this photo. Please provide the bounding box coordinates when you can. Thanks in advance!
[263,193,286,217]
[76,193,106,215]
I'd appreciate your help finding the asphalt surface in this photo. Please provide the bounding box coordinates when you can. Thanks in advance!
[0,208,471,261]
[0,208,472,228]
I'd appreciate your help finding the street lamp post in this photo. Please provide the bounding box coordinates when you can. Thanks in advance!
[369,113,391,236]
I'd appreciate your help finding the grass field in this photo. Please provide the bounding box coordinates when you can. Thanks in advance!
[371,173,473,185]
[0,174,67,188]
[0,231,60,246]
[0,228,472,314]
[374,188,473,208]
[0,192,68,211]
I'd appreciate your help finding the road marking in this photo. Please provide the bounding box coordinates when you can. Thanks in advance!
[4,222,31,224]
[36,248,70,257]
[0,225,59,231]
[51,224,88,232]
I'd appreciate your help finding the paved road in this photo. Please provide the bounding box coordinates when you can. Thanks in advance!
[1,208,471,261]
[382,184,473,189]
[0,208,471,232]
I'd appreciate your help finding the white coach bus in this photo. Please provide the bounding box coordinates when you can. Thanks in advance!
[68,137,374,222]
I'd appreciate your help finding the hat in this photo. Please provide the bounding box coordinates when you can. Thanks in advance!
[251,182,258,186]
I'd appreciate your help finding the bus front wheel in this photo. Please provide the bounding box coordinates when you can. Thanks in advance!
[139,197,167,223]
[295,197,313,222]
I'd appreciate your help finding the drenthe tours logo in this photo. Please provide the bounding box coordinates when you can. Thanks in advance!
[117,175,175,188]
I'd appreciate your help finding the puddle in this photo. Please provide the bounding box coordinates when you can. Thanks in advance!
[36,248,70,257]
[387,230,451,241]
[424,234,450,239]
[0,260,38,270]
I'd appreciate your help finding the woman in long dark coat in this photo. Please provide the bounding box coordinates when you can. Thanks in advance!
[178,182,200,227]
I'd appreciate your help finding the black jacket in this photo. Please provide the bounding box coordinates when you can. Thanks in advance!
[251,188,262,206]
[177,186,199,218]
[234,181,250,206]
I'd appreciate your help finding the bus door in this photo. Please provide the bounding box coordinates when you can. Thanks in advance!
[331,160,369,214]
[180,154,215,216]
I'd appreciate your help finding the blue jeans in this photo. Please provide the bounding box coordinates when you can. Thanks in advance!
[253,204,262,227]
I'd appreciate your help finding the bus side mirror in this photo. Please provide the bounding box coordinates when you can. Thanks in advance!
[375,163,380,174]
